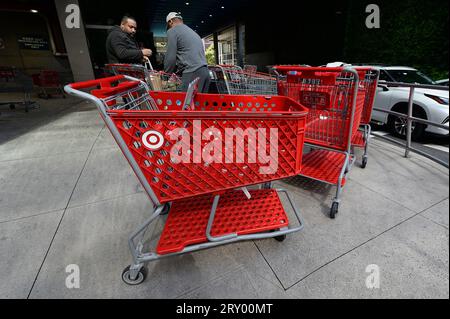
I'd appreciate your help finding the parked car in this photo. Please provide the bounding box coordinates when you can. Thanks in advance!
[435,78,449,86]
[367,66,448,139]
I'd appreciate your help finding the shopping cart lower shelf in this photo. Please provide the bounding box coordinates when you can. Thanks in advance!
[352,130,365,148]
[300,149,348,186]
[157,189,289,255]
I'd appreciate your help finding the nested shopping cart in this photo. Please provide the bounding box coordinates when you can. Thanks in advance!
[209,64,278,95]
[274,66,378,218]
[105,62,182,92]
[32,70,66,99]
[350,68,379,168]
[65,74,309,285]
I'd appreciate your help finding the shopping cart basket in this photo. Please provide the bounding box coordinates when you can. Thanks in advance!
[350,68,379,168]
[32,70,65,99]
[209,64,278,95]
[105,62,182,92]
[274,66,377,218]
[65,75,308,285]
[0,66,38,112]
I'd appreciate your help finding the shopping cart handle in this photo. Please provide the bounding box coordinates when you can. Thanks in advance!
[274,66,346,73]
[69,75,125,90]
[91,81,142,98]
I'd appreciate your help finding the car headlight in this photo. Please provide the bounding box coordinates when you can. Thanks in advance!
[424,94,449,105]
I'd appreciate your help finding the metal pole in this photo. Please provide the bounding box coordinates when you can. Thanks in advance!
[405,87,415,158]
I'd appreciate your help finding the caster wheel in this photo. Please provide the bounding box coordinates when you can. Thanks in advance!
[330,202,339,219]
[122,265,147,285]
[274,234,286,242]
[361,157,368,169]
[9,104,15,110]
[159,203,171,216]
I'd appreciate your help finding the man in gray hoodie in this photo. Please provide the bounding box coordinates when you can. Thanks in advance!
[164,12,210,93]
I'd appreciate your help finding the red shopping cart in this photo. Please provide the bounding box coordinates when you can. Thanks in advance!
[65,75,308,285]
[105,62,182,92]
[32,70,65,99]
[350,68,379,168]
[209,64,278,95]
[0,66,38,112]
[274,66,378,218]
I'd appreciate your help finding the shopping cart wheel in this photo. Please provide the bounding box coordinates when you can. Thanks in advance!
[270,229,286,242]
[361,157,368,169]
[274,234,286,242]
[122,265,147,285]
[159,203,171,215]
[330,202,339,219]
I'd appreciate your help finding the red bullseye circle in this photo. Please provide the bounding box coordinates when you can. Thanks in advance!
[142,130,164,150]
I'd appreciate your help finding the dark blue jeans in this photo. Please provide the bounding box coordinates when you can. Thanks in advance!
[181,66,211,93]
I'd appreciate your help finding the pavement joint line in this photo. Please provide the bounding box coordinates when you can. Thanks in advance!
[92,145,118,151]
[175,265,246,299]
[26,125,105,299]
[253,241,287,290]
[348,177,433,215]
[416,197,449,230]
[0,208,64,225]
[247,266,287,293]
[66,191,145,210]
[284,201,448,291]
[419,196,449,212]
[0,149,96,164]
[417,214,449,230]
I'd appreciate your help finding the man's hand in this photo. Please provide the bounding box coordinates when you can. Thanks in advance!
[142,48,152,57]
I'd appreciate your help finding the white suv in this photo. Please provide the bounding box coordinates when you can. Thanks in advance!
[370,66,449,139]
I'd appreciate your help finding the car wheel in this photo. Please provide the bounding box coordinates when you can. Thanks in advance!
[387,105,426,140]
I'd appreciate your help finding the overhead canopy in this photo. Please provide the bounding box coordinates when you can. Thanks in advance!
[78,0,254,37]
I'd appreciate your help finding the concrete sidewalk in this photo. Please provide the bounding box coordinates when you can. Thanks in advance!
[0,96,448,299]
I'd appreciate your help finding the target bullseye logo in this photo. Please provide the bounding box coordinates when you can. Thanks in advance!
[142,130,164,150]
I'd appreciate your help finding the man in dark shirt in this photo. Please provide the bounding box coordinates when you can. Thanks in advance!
[106,16,152,64]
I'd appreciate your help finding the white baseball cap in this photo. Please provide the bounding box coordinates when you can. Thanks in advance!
[166,12,183,23]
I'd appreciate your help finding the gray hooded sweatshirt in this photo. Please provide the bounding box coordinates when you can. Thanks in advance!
[164,24,207,74]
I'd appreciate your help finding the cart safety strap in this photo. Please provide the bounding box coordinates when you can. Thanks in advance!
[69,75,125,90]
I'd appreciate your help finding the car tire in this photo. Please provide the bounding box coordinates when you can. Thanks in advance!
[387,105,426,140]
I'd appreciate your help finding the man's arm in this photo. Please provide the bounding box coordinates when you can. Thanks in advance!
[111,34,143,62]
[164,30,177,73]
